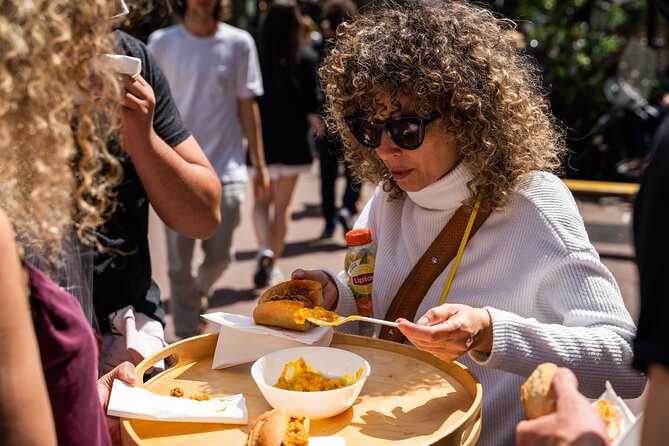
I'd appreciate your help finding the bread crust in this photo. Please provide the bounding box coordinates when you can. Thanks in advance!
[245,408,310,446]
[253,280,323,331]
[258,279,323,306]
[253,300,313,332]
[245,409,289,446]
[521,362,559,419]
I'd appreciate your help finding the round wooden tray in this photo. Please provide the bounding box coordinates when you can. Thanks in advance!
[121,332,482,446]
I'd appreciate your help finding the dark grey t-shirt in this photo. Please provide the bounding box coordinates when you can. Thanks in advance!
[93,30,191,333]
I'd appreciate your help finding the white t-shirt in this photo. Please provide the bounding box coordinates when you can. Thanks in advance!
[148,23,263,183]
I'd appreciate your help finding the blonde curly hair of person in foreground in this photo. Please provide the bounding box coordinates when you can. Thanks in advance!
[0,0,123,260]
[319,0,567,209]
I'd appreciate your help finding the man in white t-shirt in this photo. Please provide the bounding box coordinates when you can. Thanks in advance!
[148,0,269,339]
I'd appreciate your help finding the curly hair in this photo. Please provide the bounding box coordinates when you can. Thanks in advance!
[0,0,123,259]
[319,0,566,209]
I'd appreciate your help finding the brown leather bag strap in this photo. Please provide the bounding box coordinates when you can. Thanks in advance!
[378,204,491,343]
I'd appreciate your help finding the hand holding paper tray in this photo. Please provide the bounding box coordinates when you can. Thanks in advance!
[107,380,248,424]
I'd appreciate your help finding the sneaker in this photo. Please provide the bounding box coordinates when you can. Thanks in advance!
[253,247,275,288]
[319,226,335,239]
[268,267,285,287]
[337,208,354,235]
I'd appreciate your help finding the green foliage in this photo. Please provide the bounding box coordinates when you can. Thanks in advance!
[488,0,647,140]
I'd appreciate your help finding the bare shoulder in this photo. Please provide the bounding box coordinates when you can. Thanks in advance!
[0,209,25,303]
[0,208,17,247]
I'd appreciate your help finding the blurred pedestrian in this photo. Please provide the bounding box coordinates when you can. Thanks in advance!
[630,108,669,446]
[314,0,361,239]
[251,0,321,287]
[148,0,269,339]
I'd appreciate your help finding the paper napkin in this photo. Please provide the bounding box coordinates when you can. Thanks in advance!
[107,305,166,372]
[201,312,333,369]
[107,380,248,424]
[99,54,142,77]
[595,381,639,446]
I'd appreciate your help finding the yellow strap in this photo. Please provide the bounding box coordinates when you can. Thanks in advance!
[437,193,482,306]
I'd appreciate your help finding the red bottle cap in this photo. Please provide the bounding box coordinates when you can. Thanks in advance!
[345,228,372,246]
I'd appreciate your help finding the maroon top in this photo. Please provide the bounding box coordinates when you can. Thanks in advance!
[27,262,111,446]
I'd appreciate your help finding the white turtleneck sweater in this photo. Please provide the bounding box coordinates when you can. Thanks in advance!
[332,163,645,446]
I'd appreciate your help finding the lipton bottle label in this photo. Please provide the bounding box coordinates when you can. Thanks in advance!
[345,229,375,337]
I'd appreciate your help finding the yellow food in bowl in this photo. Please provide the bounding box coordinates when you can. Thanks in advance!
[274,357,363,392]
[293,307,339,325]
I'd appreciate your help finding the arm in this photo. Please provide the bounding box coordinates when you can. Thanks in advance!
[0,211,57,445]
[120,74,221,239]
[98,361,136,445]
[400,178,644,398]
[238,97,270,198]
[516,368,609,446]
[641,363,669,446]
[471,251,645,398]
[291,193,377,335]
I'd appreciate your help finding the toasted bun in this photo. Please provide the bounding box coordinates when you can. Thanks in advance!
[245,409,310,446]
[258,279,323,306]
[245,409,289,446]
[521,362,559,419]
[253,280,323,332]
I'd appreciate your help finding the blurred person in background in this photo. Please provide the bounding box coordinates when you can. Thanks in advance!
[251,0,321,287]
[0,1,138,444]
[632,112,669,446]
[148,0,269,338]
[313,0,361,239]
[292,2,645,444]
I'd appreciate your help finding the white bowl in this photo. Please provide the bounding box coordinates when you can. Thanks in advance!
[250,346,371,419]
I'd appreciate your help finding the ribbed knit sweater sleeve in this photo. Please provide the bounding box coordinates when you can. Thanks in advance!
[468,176,644,399]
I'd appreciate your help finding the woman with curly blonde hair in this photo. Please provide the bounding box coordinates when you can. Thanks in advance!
[292,1,645,444]
[0,1,137,444]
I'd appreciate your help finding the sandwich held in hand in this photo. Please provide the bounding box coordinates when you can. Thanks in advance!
[245,408,310,446]
[253,280,323,332]
[521,363,626,443]
[520,362,559,419]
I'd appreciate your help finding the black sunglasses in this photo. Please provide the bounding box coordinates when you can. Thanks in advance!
[344,112,440,150]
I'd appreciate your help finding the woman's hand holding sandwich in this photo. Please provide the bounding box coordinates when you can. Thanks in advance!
[291,269,339,310]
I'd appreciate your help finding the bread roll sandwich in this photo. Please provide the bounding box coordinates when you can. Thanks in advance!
[521,363,625,441]
[253,279,323,332]
[520,362,559,419]
[245,408,310,446]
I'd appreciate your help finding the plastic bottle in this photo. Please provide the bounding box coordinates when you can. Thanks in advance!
[344,229,375,337]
